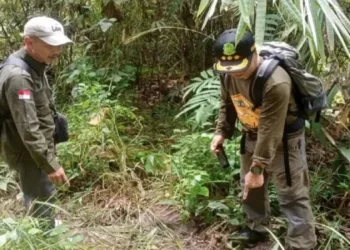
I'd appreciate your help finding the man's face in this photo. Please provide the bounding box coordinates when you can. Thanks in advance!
[229,53,258,80]
[25,37,62,64]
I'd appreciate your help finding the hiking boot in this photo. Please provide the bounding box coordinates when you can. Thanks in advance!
[229,227,269,248]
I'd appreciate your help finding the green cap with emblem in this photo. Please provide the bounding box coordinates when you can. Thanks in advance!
[213,29,256,73]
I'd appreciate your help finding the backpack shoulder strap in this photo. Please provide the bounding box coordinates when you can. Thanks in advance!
[1,55,34,77]
[250,58,280,109]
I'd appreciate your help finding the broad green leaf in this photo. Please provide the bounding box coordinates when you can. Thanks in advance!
[197,0,211,18]
[255,0,267,51]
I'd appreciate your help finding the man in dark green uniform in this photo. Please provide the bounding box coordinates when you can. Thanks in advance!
[210,29,317,250]
[0,16,72,227]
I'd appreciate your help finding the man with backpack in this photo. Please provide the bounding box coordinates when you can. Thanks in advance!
[0,16,72,228]
[210,29,320,249]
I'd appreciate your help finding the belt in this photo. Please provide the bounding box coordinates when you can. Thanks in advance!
[240,117,305,154]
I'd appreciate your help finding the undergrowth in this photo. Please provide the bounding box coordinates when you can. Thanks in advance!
[0,59,349,250]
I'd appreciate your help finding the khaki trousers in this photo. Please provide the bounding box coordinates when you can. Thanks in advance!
[240,130,317,249]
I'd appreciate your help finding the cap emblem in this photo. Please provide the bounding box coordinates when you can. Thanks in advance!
[223,43,235,56]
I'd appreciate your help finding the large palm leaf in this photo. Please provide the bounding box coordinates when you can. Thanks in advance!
[197,0,350,62]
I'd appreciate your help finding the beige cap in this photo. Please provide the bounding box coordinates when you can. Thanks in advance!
[24,16,73,46]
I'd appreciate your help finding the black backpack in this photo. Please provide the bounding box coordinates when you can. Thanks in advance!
[251,41,327,121]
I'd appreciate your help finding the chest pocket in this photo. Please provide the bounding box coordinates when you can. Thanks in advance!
[32,76,50,115]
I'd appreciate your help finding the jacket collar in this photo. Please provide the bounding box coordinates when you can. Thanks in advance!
[14,48,47,76]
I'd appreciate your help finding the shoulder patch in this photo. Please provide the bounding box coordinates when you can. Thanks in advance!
[18,89,32,100]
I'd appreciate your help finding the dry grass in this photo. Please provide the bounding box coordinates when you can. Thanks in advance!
[0,171,230,250]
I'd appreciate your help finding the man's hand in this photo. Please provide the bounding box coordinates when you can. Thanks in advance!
[243,170,264,200]
[48,167,69,185]
[211,134,225,153]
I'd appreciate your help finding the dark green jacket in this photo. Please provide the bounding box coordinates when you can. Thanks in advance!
[0,48,60,173]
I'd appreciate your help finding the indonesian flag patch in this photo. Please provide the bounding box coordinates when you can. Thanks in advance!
[18,89,31,100]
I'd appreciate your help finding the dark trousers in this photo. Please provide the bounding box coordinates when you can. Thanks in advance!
[10,154,56,222]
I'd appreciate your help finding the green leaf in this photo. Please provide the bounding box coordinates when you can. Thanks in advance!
[327,83,339,105]
[326,18,335,51]
[255,0,267,51]
[99,20,113,33]
[339,147,350,163]
[305,0,318,49]
[207,201,229,211]
[328,0,350,33]
[28,228,43,235]
[50,225,68,236]
[235,18,248,46]
[200,70,208,79]
[197,186,209,197]
[310,122,328,146]
[197,0,211,18]
[228,218,240,226]
[314,9,325,60]
[70,235,84,244]
[220,0,236,12]
[307,35,317,61]
[201,0,218,30]
[238,0,254,29]
[0,180,8,191]
[300,0,306,35]
[3,218,16,225]
[0,233,8,248]
[317,0,350,58]
[281,0,312,37]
